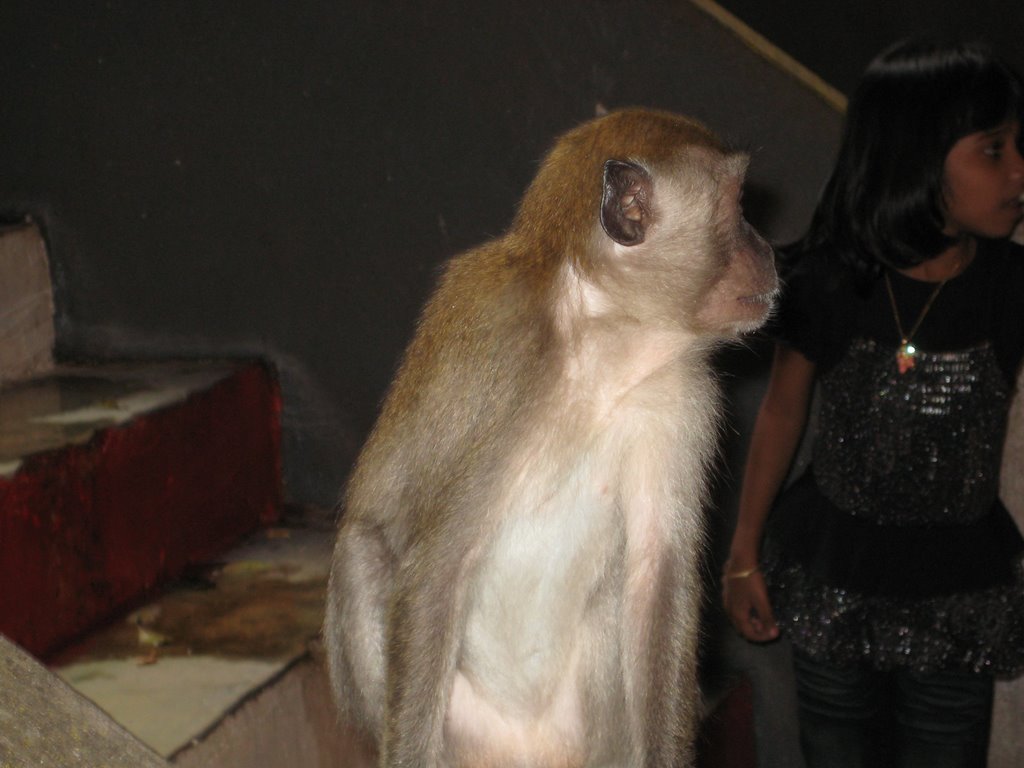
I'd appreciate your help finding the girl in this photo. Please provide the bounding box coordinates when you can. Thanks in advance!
[723,39,1024,768]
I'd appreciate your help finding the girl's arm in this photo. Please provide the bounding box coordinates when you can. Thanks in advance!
[723,343,816,643]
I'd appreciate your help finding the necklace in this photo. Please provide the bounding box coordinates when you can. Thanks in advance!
[883,272,948,374]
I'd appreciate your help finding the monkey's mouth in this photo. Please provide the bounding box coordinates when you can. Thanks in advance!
[738,291,776,307]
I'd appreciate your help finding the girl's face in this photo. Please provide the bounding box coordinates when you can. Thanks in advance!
[942,121,1024,239]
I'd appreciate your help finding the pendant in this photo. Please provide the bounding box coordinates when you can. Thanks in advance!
[897,341,916,374]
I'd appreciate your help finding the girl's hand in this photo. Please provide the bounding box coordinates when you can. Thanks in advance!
[722,567,779,643]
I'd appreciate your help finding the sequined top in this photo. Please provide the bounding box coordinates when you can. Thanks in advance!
[763,240,1024,676]
[814,338,1007,526]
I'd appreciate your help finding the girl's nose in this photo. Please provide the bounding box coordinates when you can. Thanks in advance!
[1011,143,1024,180]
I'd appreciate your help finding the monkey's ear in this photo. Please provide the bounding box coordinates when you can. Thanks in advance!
[600,159,652,246]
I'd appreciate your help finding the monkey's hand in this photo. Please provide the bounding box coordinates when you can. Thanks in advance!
[722,568,779,643]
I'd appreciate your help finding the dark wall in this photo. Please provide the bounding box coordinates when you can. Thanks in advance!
[715,0,1024,96]
[0,1,842,505]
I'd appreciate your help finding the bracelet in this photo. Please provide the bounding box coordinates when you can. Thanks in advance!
[723,566,760,580]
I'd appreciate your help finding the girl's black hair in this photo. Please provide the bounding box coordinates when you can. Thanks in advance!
[788,38,1024,284]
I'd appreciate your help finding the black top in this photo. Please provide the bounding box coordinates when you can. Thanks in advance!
[762,239,1024,676]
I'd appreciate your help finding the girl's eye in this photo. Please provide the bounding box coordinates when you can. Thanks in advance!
[984,139,1005,160]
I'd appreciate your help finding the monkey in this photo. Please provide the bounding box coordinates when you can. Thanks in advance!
[323,107,777,768]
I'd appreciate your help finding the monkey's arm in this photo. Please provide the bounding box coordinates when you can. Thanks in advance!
[616,415,708,767]
[380,512,483,768]
[724,343,815,642]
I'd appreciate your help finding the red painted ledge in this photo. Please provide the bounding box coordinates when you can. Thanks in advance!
[0,360,282,658]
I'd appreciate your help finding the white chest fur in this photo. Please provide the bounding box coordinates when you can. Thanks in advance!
[445,329,717,763]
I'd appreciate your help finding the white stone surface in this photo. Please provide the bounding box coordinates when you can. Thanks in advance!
[57,656,285,758]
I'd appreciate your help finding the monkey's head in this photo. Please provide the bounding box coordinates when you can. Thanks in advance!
[514,108,778,339]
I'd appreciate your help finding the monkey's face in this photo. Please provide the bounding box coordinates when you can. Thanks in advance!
[691,161,778,335]
[598,148,777,338]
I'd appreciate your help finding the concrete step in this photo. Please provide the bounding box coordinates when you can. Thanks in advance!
[46,508,357,766]
[0,360,281,657]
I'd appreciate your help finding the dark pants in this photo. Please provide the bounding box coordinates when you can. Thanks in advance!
[792,652,993,768]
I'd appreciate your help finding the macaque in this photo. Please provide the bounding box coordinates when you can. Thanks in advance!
[324,108,777,768]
